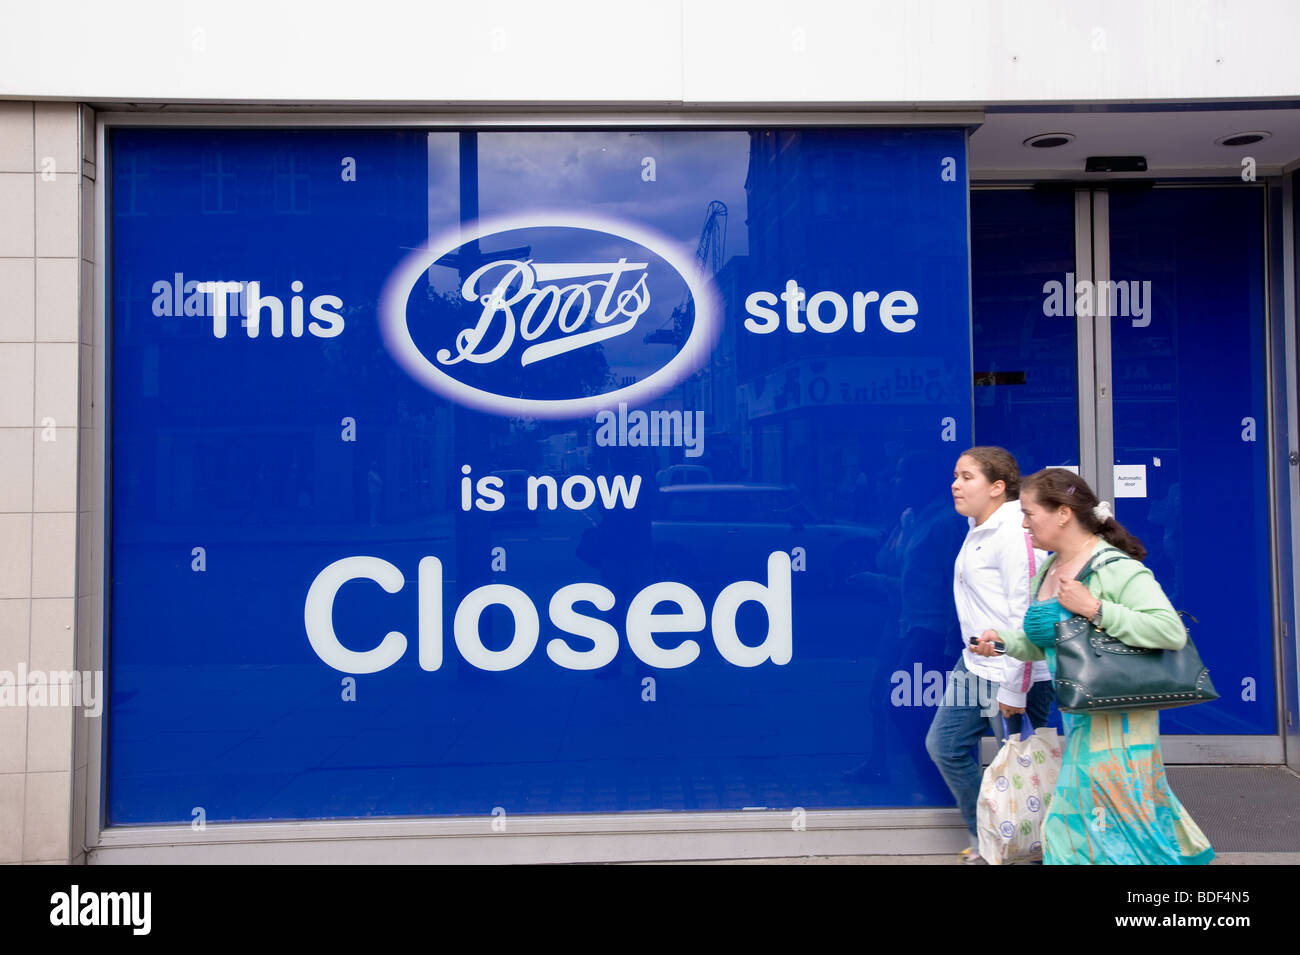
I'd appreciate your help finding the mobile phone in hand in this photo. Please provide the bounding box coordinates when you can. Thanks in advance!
[968,636,1006,654]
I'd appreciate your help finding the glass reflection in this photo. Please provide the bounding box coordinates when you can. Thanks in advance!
[109,127,971,822]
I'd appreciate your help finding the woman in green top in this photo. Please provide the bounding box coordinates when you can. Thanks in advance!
[973,468,1213,865]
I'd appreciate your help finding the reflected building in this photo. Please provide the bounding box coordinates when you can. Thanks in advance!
[735,129,959,527]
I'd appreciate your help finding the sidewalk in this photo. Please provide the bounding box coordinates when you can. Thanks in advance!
[667,852,1300,864]
[649,765,1300,864]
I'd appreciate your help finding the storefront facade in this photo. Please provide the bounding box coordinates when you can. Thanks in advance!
[2,3,1298,863]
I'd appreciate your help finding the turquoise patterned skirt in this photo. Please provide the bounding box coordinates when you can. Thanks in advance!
[1029,600,1214,865]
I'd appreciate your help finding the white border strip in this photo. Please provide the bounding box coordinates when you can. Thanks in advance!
[95,110,986,128]
[89,808,970,864]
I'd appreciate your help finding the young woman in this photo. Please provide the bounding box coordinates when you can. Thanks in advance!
[974,468,1214,865]
[926,447,1055,864]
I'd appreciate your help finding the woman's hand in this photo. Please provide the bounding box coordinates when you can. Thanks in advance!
[1058,578,1101,619]
[973,630,1003,657]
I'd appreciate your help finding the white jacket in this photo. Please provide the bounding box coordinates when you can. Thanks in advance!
[953,499,1051,708]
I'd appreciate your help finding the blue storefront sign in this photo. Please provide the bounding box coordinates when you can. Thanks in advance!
[109,127,973,823]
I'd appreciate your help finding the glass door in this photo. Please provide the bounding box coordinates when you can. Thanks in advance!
[1105,185,1274,738]
[972,183,1279,750]
[970,187,1080,472]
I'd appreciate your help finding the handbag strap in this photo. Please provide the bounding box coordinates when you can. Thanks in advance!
[1074,546,1130,583]
[1000,712,1036,739]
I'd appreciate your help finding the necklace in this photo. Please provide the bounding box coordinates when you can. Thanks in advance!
[1048,535,1098,576]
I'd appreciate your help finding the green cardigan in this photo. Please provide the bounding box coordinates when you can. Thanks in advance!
[996,539,1186,662]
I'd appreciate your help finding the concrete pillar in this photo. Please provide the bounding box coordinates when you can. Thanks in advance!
[0,101,99,864]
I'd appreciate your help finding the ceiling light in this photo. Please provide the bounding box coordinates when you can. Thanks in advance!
[1023,133,1075,149]
[1215,131,1271,147]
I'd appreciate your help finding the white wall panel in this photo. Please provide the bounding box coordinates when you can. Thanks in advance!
[683,0,1300,105]
[0,0,685,103]
[1,1,1298,105]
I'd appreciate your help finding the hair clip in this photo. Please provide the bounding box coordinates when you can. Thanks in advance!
[1067,485,1076,496]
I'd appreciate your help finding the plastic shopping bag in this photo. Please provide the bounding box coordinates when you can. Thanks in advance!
[976,717,1063,865]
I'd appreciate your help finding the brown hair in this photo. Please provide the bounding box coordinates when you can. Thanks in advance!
[1021,468,1147,560]
[959,446,1020,501]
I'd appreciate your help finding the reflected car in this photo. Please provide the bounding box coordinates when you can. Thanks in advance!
[656,464,714,487]
[487,469,539,525]
[650,484,882,588]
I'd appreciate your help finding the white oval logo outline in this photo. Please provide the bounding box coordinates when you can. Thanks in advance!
[380,212,720,419]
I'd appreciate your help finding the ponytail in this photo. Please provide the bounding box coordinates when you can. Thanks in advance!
[1093,513,1147,561]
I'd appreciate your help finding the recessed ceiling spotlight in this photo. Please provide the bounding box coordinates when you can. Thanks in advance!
[1216,131,1271,147]
[1023,133,1076,149]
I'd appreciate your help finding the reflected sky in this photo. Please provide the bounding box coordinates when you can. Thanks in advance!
[427,130,751,259]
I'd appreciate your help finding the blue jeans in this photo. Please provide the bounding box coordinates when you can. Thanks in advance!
[924,656,1055,844]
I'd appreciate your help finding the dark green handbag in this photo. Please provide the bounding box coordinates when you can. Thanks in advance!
[1052,550,1219,713]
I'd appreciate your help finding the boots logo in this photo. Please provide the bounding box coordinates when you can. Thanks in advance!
[380,213,718,419]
